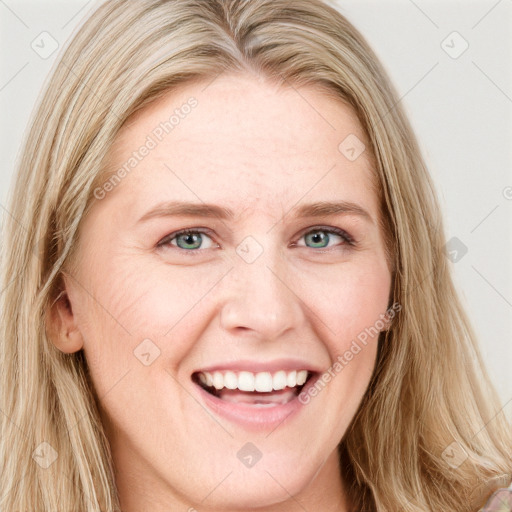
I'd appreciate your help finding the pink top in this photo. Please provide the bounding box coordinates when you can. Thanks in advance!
[480,482,512,512]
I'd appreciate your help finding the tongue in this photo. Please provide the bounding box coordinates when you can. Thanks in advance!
[218,387,298,405]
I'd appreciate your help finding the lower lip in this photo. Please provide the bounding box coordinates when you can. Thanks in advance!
[194,374,319,430]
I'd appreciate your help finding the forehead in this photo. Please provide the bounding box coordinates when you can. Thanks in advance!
[101,73,378,220]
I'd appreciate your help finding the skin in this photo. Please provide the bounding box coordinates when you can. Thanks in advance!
[50,72,392,512]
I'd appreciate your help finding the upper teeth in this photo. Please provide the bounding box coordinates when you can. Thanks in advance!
[197,370,309,393]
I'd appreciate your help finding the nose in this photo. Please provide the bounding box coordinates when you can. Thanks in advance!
[219,246,305,342]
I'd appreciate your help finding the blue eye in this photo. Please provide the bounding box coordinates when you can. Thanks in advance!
[157,226,354,255]
[298,227,354,249]
[158,229,216,251]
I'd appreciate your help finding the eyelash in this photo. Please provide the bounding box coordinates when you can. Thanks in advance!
[156,226,356,255]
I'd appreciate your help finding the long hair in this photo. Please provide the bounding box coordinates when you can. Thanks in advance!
[1,1,510,510]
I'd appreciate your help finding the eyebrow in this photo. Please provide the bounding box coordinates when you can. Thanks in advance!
[137,200,374,224]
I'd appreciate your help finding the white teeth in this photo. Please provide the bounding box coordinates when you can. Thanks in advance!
[238,371,255,392]
[254,372,273,392]
[223,371,237,390]
[272,370,287,390]
[212,371,224,390]
[196,369,310,393]
[296,370,308,386]
[286,370,297,387]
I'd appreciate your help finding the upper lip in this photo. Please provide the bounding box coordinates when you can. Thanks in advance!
[192,358,322,375]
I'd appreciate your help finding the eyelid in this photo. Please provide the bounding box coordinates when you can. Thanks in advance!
[157,225,356,255]
[294,225,355,246]
[157,227,217,251]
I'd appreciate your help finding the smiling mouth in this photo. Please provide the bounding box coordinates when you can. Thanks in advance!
[192,369,315,406]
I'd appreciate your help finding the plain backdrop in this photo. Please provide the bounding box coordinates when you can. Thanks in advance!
[1,1,511,416]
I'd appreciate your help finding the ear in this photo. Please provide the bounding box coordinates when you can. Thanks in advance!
[380,310,394,333]
[46,279,84,354]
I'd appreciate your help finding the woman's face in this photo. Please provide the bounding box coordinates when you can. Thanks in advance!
[58,73,392,510]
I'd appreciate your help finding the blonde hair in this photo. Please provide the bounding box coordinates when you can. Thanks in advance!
[1,0,510,510]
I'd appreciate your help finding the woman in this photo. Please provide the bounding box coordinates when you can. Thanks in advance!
[1,1,511,510]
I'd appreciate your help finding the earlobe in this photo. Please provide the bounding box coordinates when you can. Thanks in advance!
[46,287,84,354]
[380,311,394,333]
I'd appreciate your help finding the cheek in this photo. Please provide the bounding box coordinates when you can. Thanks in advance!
[75,258,228,383]
[80,251,390,352]
[294,261,389,437]
[295,256,392,348]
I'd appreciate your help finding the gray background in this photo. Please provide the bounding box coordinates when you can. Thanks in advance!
[1,1,511,415]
